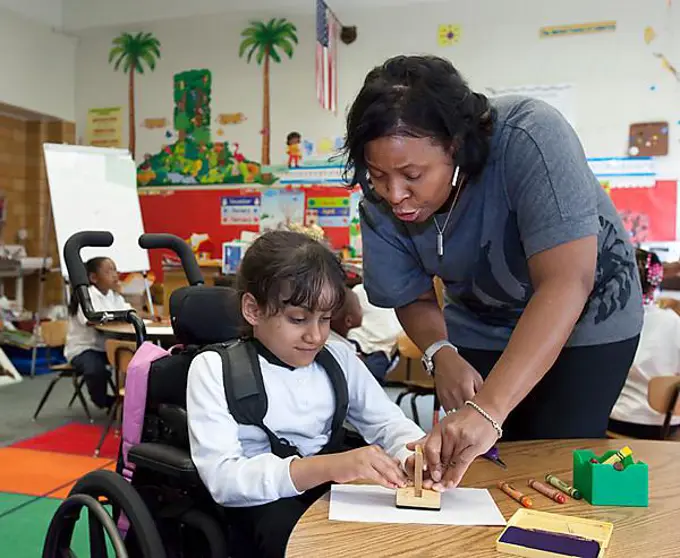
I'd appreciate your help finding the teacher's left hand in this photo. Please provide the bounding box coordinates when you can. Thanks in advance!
[408,405,500,489]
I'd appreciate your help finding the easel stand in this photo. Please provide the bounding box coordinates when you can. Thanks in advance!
[30,196,58,378]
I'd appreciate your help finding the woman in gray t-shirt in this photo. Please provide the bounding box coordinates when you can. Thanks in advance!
[344,55,643,489]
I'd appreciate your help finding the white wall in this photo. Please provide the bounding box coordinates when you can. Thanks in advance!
[0,8,76,121]
[0,0,63,28]
[73,0,680,169]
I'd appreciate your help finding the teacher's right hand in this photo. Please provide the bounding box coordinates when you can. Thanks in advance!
[433,349,484,412]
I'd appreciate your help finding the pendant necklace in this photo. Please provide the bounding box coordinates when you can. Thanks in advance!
[433,166,462,257]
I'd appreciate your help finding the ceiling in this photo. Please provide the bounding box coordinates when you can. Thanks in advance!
[2,0,450,31]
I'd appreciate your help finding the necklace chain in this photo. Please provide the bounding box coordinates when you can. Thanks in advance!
[433,166,462,257]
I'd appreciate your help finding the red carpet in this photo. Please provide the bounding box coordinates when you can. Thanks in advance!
[11,423,120,460]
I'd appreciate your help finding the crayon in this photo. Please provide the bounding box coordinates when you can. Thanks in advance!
[498,481,533,508]
[545,474,582,500]
[602,446,632,465]
[613,462,624,471]
[528,478,566,504]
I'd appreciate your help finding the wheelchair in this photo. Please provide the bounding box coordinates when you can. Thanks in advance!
[42,231,246,558]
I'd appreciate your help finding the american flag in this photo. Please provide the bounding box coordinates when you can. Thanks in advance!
[316,0,338,113]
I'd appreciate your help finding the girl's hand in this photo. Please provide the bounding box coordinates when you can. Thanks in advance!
[328,446,408,490]
[433,349,484,412]
[408,405,499,488]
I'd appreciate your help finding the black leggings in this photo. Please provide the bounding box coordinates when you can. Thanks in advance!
[458,335,639,441]
[71,350,112,409]
[227,483,329,558]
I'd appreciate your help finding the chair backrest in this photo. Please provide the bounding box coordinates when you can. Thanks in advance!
[120,285,244,480]
[40,320,68,347]
[648,376,680,416]
[105,339,137,389]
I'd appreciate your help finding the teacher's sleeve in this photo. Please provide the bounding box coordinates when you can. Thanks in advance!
[503,101,600,258]
[359,200,432,308]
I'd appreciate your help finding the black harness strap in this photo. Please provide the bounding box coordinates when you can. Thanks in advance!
[200,340,349,459]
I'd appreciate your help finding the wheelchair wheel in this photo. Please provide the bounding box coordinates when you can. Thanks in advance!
[42,493,128,558]
[178,508,229,557]
[67,470,167,558]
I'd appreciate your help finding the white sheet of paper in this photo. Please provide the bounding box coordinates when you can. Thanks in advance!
[329,485,506,526]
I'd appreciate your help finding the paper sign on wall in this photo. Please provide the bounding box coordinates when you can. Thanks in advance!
[486,84,576,127]
[306,196,350,227]
[86,107,123,148]
[220,195,260,225]
[539,21,616,39]
[260,189,305,232]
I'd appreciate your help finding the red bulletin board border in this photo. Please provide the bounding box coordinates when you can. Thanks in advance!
[139,185,354,281]
[608,180,677,244]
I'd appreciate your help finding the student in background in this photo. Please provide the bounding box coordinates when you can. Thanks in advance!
[64,257,131,409]
[330,286,398,383]
[186,231,426,558]
[609,248,680,438]
[348,283,404,376]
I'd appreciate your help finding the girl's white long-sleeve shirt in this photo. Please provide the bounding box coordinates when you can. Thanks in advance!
[186,340,426,508]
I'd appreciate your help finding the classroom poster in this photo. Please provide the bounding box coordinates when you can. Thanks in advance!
[306,196,350,227]
[485,84,575,127]
[86,107,123,148]
[349,190,362,256]
[220,195,260,225]
[608,180,677,243]
[259,189,306,232]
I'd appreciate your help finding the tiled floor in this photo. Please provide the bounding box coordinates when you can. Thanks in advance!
[0,374,117,555]
[0,372,435,556]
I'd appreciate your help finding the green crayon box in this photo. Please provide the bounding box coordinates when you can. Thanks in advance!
[572,449,648,507]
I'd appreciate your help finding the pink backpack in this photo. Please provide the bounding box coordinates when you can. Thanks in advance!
[120,341,174,482]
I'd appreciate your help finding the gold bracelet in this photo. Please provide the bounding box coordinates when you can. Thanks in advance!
[464,400,503,438]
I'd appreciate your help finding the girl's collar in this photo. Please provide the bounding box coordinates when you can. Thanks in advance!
[250,337,296,370]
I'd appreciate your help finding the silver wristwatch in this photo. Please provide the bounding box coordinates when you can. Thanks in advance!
[421,340,457,375]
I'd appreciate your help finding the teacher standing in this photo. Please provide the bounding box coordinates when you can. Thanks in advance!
[343,55,643,489]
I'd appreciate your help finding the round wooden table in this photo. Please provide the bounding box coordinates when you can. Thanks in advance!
[95,321,175,343]
[286,439,680,557]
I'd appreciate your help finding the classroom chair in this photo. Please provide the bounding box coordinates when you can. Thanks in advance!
[648,376,680,440]
[93,339,136,456]
[33,320,93,423]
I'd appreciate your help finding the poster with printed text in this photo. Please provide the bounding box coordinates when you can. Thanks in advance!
[485,84,576,128]
[220,195,260,226]
[86,107,123,148]
[259,189,305,232]
[306,196,350,228]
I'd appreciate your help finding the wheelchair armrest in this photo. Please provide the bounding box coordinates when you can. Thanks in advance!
[158,403,190,448]
[128,442,201,485]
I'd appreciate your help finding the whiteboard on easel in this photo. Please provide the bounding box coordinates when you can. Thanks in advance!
[43,143,149,278]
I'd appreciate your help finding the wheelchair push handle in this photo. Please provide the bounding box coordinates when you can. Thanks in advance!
[63,230,146,347]
[138,233,204,287]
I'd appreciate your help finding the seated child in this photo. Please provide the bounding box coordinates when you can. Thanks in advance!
[609,248,680,438]
[64,257,131,409]
[186,230,426,558]
[330,287,395,383]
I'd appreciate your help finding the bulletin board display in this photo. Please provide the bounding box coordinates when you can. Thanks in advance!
[139,185,357,281]
[607,180,677,244]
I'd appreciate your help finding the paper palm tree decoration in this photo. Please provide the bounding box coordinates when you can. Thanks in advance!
[108,31,161,159]
[239,19,298,166]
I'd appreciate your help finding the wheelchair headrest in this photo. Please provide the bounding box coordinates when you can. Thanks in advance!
[170,285,244,346]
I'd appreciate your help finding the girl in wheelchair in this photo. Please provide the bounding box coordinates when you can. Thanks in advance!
[186,230,427,558]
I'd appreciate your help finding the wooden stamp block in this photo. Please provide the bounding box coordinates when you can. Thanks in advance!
[395,486,442,510]
[394,444,441,510]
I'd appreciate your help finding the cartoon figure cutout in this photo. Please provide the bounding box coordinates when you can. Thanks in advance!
[287,131,302,168]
